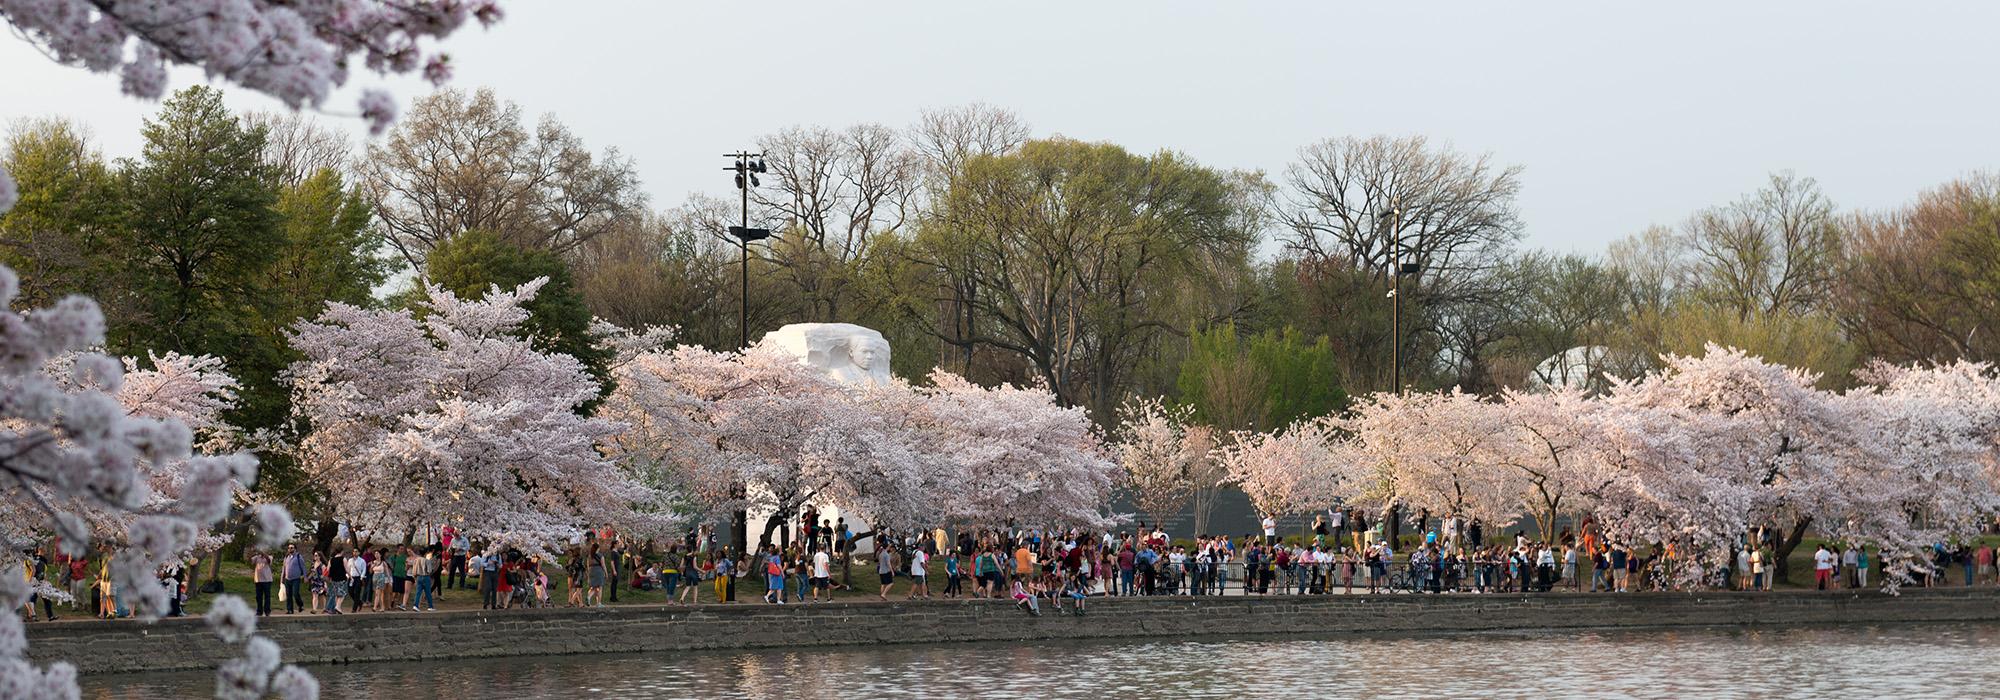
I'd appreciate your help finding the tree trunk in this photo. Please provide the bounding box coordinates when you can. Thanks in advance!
[312,519,338,557]
[1772,517,1811,586]
[1386,504,1402,548]
[1192,486,1219,536]
[731,510,748,554]
[205,546,225,586]
[757,513,787,551]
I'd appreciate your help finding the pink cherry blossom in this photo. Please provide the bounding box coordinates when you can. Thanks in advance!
[288,279,679,552]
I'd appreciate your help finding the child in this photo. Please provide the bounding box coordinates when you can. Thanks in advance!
[1010,578,1039,616]
[1065,574,1089,615]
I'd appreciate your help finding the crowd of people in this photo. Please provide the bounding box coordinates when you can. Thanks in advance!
[21,510,2000,622]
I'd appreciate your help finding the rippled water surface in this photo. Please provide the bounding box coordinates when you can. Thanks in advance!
[81,623,2000,699]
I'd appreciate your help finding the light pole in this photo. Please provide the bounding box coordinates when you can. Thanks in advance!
[725,151,771,350]
[1386,200,1418,395]
[723,151,769,555]
[1384,200,1419,548]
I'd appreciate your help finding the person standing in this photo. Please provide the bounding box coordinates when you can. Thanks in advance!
[606,540,623,603]
[1609,544,1630,593]
[811,546,832,602]
[1261,515,1278,546]
[1856,547,1870,588]
[586,543,607,607]
[1563,545,1580,592]
[250,549,274,617]
[325,550,350,614]
[1844,545,1862,589]
[478,547,500,610]
[282,544,306,614]
[448,540,469,591]
[389,546,410,611]
[712,552,734,603]
[876,542,897,600]
[413,547,437,611]
[904,545,930,600]
[1814,545,1836,590]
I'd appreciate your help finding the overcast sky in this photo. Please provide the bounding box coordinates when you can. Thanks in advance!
[6,1,1998,253]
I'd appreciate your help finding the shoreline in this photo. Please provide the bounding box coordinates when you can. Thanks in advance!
[32,588,2000,675]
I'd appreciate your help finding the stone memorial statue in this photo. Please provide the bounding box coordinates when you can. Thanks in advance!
[751,323,893,554]
[756,322,893,387]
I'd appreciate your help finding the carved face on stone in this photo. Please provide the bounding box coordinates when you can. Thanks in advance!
[846,334,888,373]
[756,323,893,387]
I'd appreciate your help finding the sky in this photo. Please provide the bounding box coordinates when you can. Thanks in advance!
[5,1,1999,254]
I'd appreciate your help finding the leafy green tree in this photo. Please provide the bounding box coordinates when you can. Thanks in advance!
[266,168,390,320]
[425,229,613,384]
[114,85,280,355]
[1177,323,1345,430]
[908,138,1258,418]
[1249,326,1346,427]
[0,119,123,309]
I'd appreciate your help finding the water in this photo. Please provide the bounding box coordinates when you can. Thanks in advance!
[81,623,2000,699]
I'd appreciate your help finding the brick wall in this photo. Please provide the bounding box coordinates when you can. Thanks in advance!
[29,588,2000,675]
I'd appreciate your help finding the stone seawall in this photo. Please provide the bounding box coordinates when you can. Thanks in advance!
[30,588,2000,675]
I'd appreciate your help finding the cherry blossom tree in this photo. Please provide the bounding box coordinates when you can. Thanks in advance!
[1113,397,1201,527]
[0,264,306,699]
[288,278,676,552]
[1843,361,2000,583]
[905,371,1117,529]
[605,345,930,546]
[1221,419,1344,525]
[1490,386,1601,542]
[1576,394,1757,587]
[1605,345,1857,583]
[1338,389,1519,531]
[607,350,1119,540]
[31,351,266,557]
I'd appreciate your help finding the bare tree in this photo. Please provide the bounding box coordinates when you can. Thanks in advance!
[1278,135,1523,288]
[1277,135,1524,392]
[753,123,922,321]
[243,111,350,186]
[1834,173,2000,362]
[359,87,644,271]
[1682,171,1840,320]
[910,103,1031,193]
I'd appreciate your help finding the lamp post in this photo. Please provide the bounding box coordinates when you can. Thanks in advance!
[725,152,771,350]
[723,151,770,555]
[1386,200,1418,395]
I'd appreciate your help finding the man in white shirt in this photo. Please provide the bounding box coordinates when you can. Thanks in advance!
[1262,516,1277,545]
[904,547,930,600]
[811,548,831,602]
[1814,545,1837,590]
[345,551,368,611]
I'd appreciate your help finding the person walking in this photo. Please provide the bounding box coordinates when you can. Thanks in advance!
[876,541,898,600]
[762,545,787,604]
[326,550,350,615]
